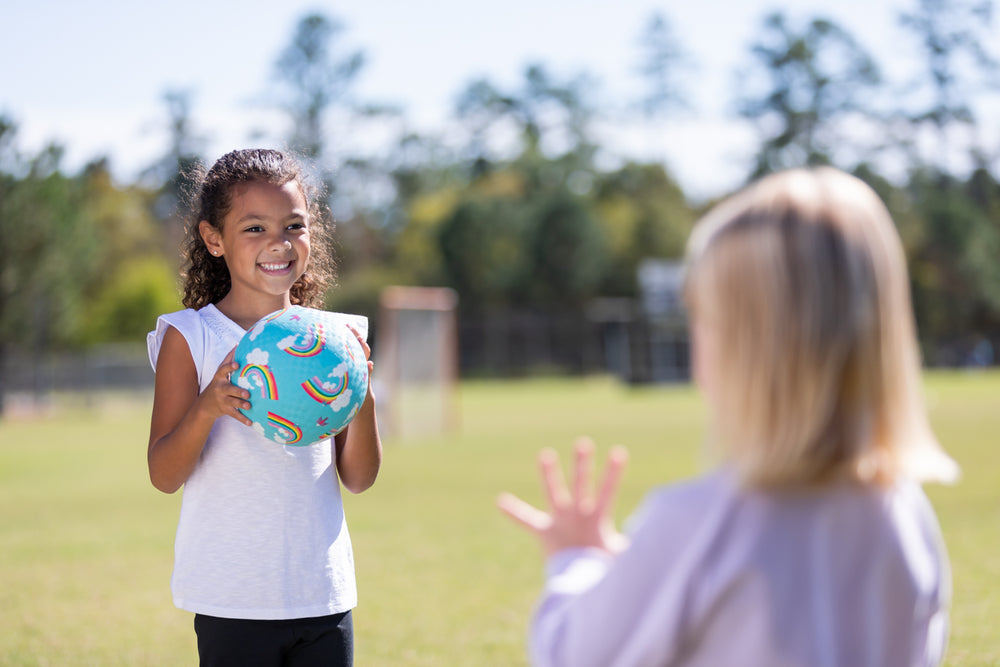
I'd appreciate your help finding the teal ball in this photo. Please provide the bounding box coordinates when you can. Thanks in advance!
[230,306,369,446]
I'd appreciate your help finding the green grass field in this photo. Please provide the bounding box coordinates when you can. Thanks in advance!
[0,373,997,666]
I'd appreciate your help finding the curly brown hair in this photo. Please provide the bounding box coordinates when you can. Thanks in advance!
[180,148,336,310]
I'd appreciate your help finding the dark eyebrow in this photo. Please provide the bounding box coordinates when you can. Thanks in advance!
[236,211,307,224]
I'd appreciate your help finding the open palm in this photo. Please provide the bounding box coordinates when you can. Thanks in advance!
[498,438,629,557]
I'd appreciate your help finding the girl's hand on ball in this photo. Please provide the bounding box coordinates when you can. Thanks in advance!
[198,346,254,427]
[346,324,374,386]
[497,438,630,557]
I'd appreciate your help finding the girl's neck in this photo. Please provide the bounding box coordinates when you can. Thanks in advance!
[214,292,293,331]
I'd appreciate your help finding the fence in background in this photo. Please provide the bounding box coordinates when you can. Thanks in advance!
[0,306,692,417]
[455,307,690,383]
[0,344,153,416]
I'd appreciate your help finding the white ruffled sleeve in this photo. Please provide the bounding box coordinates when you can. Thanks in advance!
[147,309,205,382]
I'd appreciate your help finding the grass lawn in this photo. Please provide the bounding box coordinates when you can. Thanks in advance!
[0,372,996,665]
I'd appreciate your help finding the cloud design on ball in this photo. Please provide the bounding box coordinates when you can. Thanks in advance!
[248,321,266,341]
[236,348,273,396]
[246,348,269,365]
[328,389,354,412]
[323,362,356,412]
[276,334,298,352]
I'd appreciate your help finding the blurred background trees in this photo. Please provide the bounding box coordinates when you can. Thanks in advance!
[2,0,999,388]
[735,12,882,177]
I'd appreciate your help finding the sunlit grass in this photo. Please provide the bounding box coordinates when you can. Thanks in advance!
[0,373,995,665]
[0,407,192,666]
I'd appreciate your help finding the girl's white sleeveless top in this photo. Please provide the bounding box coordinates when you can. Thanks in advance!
[148,304,364,620]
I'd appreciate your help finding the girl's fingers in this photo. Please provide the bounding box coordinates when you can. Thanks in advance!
[496,493,550,532]
[216,347,240,380]
[232,390,251,410]
[539,448,569,510]
[500,442,627,556]
[573,437,595,508]
[218,348,250,400]
[216,362,238,381]
[223,374,249,401]
[595,445,629,516]
[346,324,371,358]
[227,391,253,425]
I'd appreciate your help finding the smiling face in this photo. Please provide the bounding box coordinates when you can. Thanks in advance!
[200,179,311,316]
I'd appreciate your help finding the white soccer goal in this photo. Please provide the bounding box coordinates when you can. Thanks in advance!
[375,286,460,441]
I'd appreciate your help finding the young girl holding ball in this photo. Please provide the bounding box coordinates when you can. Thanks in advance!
[147,148,381,666]
[499,167,957,667]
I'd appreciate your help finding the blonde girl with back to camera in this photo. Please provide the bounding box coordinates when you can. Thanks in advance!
[499,167,958,667]
[147,148,381,666]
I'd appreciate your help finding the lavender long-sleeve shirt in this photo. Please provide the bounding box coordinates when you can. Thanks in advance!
[531,469,950,667]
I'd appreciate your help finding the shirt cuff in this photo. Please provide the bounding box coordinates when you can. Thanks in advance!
[545,548,614,594]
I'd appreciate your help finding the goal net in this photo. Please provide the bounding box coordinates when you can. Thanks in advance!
[375,286,459,440]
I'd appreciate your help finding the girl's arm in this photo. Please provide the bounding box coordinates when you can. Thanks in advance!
[499,440,656,667]
[333,325,383,494]
[334,387,381,493]
[147,326,252,494]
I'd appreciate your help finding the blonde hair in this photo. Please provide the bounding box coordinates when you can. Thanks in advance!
[684,167,958,488]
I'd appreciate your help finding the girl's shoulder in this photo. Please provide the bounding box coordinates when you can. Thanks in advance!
[627,469,737,534]
[152,307,203,333]
[644,469,737,509]
[146,308,208,372]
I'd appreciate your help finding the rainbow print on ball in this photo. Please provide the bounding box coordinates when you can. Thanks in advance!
[281,323,325,357]
[238,364,278,400]
[230,306,369,447]
[267,412,303,445]
[302,371,349,405]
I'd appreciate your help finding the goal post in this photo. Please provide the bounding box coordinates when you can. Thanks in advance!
[375,286,460,441]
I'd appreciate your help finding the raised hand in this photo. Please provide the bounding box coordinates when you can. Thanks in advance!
[497,438,629,557]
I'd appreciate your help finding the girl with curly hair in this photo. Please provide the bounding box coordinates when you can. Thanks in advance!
[146,148,381,666]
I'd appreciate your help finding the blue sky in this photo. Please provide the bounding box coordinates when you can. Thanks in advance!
[0,0,953,199]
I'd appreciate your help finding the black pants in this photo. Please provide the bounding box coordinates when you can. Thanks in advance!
[194,611,353,667]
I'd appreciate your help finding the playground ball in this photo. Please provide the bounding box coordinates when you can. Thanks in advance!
[231,306,369,446]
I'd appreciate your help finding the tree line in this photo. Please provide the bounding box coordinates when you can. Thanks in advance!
[2,0,999,387]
